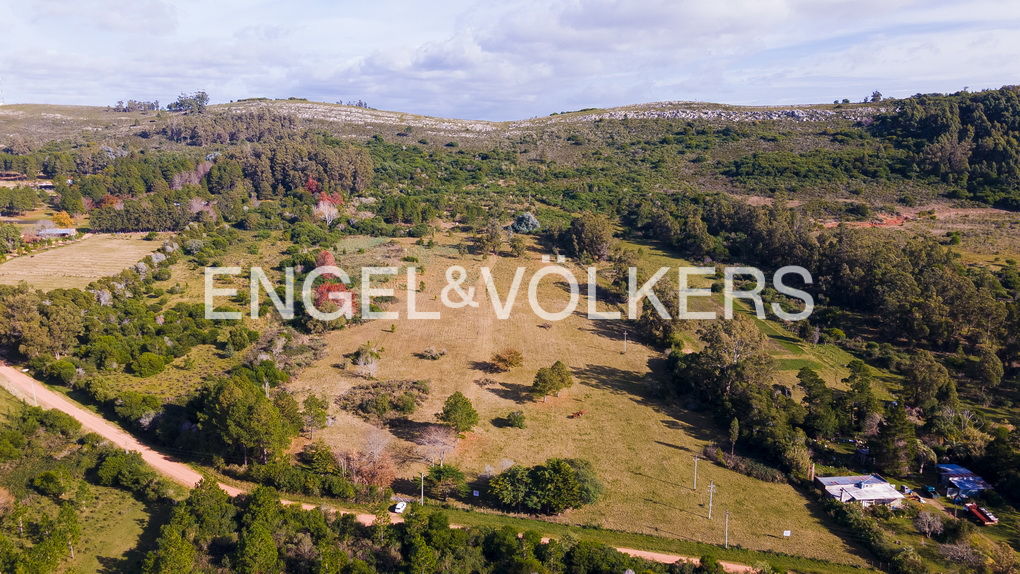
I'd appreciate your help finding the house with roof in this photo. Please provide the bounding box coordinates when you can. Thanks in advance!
[816,474,905,508]
[36,228,76,238]
[936,464,991,498]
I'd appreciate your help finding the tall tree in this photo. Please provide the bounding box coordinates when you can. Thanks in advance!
[873,402,917,476]
[142,508,197,574]
[437,392,478,433]
[235,521,279,574]
[903,350,956,412]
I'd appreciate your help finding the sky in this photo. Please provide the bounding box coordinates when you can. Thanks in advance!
[1,0,1019,120]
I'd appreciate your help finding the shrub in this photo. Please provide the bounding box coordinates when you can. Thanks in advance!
[394,392,418,414]
[508,213,540,234]
[489,458,601,514]
[44,358,77,385]
[426,464,468,500]
[95,449,169,501]
[31,470,68,497]
[131,352,167,377]
[38,409,81,436]
[506,410,526,429]
[335,380,430,423]
[420,347,447,360]
[490,348,523,371]
[702,445,786,483]
[531,360,573,399]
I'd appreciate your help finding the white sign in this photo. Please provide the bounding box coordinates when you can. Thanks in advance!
[783,530,792,537]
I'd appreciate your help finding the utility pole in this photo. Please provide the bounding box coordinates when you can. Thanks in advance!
[623,330,628,354]
[420,472,425,505]
[708,481,716,520]
[693,455,699,490]
[724,511,730,548]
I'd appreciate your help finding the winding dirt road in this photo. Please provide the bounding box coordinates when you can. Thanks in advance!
[0,363,754,572]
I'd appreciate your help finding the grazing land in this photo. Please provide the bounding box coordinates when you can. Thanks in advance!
[287,233,871,565]
[0,233,155,289]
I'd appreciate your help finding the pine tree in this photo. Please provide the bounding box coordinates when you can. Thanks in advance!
[873,403,917,476]
[142,508,197,574]
[235,521,278,574]
[438,392,478,433]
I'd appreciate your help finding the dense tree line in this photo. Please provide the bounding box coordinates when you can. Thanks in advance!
[0,186,41,215]
[166,90,210,114]
[721,86,1020,208]
[873,86,1020,208]
[624,194,1016,361]
[141,485,687,574]
[88,193,193,231]
[488,458,601,514]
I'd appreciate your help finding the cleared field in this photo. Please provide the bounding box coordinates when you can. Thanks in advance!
[93,344,235,401]
[0,234,155,290]
[288,234,871,566]
[64,487,163,573]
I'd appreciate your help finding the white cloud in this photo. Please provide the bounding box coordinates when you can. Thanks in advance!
[0,0,1018,118]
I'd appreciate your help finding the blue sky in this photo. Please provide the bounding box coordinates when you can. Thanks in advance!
[1,0,1019,120]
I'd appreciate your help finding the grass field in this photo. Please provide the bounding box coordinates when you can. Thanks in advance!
[287,233,872,566]
[62,488,164,573]
[0,204,61,234]
[0,388,163,574]
[92,344,235,401]
[0,233,156,290]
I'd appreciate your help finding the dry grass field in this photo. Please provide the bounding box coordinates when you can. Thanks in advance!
[286,233,871,566]
[0,233,156,290]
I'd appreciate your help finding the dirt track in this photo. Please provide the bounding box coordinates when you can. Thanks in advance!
[0,363,756,572]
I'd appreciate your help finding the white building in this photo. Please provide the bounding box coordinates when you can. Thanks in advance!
[816,474,904,508]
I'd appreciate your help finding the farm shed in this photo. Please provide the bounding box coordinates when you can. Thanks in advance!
[936,464,992,498]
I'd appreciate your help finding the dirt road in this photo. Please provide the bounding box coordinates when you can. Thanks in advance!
[0,363,755,572]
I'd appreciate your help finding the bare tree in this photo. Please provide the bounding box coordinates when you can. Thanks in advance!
[939,542,983,566]
[861,411,883,437]
[314,200,340,226]
[363,427,392,461]
[420,424,458,466]
[914,511,944,538]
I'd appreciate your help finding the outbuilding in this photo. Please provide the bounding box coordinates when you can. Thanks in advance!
[936,464,991,498]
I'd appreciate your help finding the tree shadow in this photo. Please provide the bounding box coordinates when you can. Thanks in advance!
[642,497,703,520]
[490,414,526,429]
[469,360,500,373]
[575,310,659,345]
[573,361,720,445]
[483,381,533,404]
[385,418,438,444]
[654,439,691,452]
[391,476,422,499]
[631,470,686,489]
